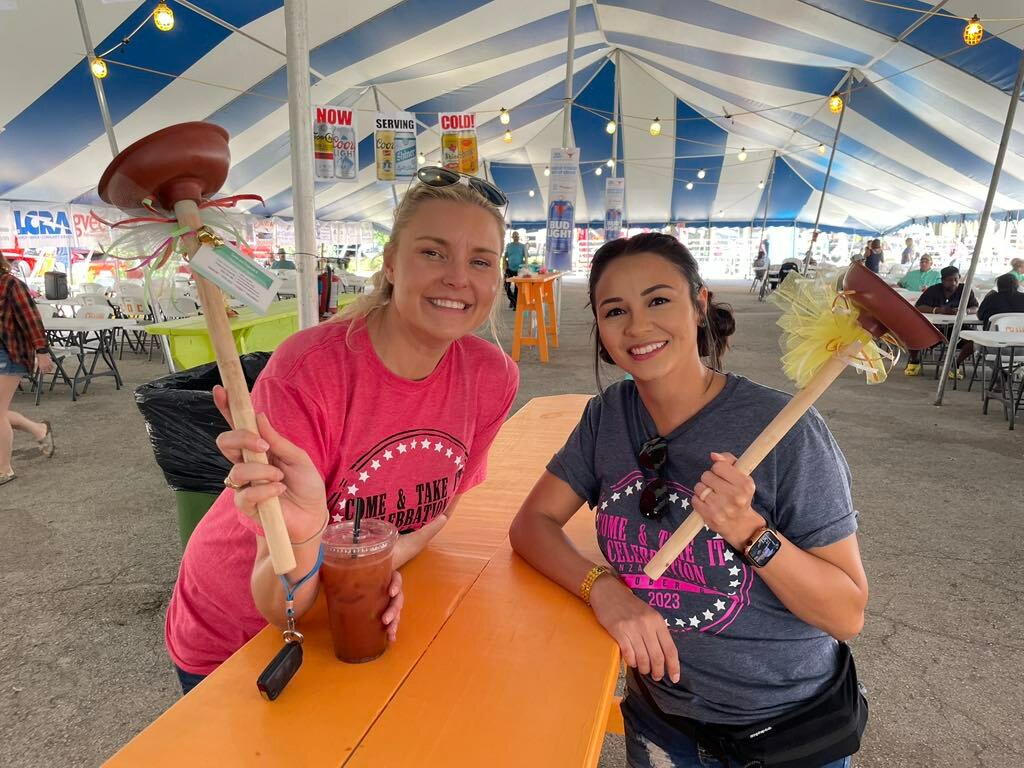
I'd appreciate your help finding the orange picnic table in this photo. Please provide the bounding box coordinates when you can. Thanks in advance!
[104,395,621,768]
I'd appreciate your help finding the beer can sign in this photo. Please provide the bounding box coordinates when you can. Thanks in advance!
[376,112,418,180]
[312,105,358,183]
[376,131,396,181]
[439,112,477,176]
[547,200,575,270]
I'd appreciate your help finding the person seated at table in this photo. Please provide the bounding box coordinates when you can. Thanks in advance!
[511,233,867,768]
[978,273,1024,329]
[1010,258,1024,284]
[898,253,941,291]
[905,266,979,377]
[270,248,295,270]
[165,171,519,694]
[901,237,916,265]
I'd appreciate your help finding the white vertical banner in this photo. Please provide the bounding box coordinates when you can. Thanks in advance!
[374,112,417,181]
[312,105,358,182]
[604,177,625,241]
[274,219,295,249]
[545,147,580,271]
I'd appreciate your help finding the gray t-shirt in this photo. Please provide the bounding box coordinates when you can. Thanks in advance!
[548,374,857,725]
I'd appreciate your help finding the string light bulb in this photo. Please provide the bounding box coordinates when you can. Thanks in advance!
[528,189,535,198]
[595,166,603,176]
[828,93,843,114]
[737,148,747,161]
[818,143,827,155]
[606,158,614,168]
[605,119,617,134]
[90,57,108,79]
[417,152,426,166]
[499,107,511,125]
[543,166,550,176]
[153,1,174,31]
[502,128,513,143]
[963,15,983,46]
[649,117,662,137]
[686,181,694,191]
[758,180,765,190]
[697,168,706,179]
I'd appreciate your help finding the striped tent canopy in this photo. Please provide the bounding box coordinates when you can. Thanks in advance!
[2,0,1023,234]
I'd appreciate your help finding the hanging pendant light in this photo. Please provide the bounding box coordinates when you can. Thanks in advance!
[503,129,513,143]
[153,1,174,32]
[737,148,747,161]
[499,107,511,125]
[697,168,706,179]
[963,15,983,46]
[649,117,662,137]
[90,57,108,79]
[828,93,843,114]
[605,119,617,134]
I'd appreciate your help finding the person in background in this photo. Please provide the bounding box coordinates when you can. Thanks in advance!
[0,253,56,485]
[905,266,978,378]
[271,248,296,270]
[864,238,884,274]
[503,231,527,309]
[977,273,1024,329]
[898,254,942,292]
[901,237,916,265]
[1010,258,1024,284]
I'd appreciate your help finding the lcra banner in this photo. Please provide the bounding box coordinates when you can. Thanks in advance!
[312,105,358,182]
[545,148,580,271]
[374,112,418,182]
[604,177,625,241]
[438,112,478,176]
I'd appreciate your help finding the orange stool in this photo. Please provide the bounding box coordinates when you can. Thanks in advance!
[510,273,560,363]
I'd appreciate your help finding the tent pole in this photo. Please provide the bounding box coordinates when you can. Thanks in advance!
[756,150,778,264]
[611,49,621,177]
[73,0,118,157]
[561,0,578,148]
[373,86,401,210]
[935,50,1024,405]
[807,70,853,267]
[284,0,319,330]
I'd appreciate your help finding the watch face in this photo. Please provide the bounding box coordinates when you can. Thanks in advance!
[747,530,781,566]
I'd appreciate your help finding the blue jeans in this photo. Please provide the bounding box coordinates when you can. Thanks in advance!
[175,665,206,695]
[623,693,852,768]
[0,345,28,377]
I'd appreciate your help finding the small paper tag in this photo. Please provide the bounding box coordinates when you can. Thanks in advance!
[190,242,281,314]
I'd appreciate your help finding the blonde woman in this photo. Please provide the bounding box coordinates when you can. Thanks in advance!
[166,170,519,692]
[0,252,55,485]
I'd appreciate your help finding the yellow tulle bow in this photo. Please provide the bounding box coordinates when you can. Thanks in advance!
[768,271,895,387]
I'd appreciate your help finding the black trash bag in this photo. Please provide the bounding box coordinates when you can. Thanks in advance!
[135,352,272,494]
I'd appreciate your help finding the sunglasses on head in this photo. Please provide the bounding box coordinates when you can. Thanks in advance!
[638,436,670,520]
[412,167,508,208]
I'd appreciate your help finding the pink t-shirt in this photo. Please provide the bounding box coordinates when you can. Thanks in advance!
[166,319,519,674]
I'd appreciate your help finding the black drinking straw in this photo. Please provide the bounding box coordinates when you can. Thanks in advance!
[352,507,363,548]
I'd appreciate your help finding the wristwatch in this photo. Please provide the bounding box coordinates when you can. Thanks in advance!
[743,526,782,568]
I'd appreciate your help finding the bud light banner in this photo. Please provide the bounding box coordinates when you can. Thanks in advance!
[604,177,625,241]
[312,105,358,183]
[438,112,478,176]
[545,148,580,271]
[375,112,417,182]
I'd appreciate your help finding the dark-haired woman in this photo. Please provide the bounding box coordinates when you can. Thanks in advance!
[510,233,867,767]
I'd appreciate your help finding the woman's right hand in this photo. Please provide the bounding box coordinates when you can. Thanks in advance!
[589,575,681,684]
[213,385,328,542]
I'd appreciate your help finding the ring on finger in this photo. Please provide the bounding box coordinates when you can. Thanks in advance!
[223,475,249,491]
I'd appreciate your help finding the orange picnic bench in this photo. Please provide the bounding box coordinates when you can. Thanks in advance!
[104,395,624,767]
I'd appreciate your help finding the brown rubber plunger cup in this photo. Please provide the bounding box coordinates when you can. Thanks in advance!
[99,122,297,576]
[644,263,943,580]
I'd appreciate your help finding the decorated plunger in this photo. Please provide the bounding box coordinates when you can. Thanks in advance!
[98,122,297,575]
[643,262,943,581]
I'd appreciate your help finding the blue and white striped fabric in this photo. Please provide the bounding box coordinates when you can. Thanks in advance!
[1,0,1022,233]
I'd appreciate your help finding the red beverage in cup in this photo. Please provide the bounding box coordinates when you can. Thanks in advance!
[320,519,398,663]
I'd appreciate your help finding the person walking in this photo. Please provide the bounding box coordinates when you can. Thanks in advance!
[503,231,527,309]
[0,253,55,485]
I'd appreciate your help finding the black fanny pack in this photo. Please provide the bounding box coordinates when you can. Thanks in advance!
[632,643,868,768]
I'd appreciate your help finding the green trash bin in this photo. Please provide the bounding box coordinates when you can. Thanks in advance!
[175,490,219,547]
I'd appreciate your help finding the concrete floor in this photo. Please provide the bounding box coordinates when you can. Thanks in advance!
[1,276,1020,767]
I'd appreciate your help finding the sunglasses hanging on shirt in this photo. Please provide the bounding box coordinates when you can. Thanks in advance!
[638,436,671,520]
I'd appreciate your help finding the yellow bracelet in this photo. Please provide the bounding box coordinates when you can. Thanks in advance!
[580,565,612,605]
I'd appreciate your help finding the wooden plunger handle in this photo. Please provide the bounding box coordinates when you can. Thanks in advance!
[642,342,861,581]
[173,200,297,576]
